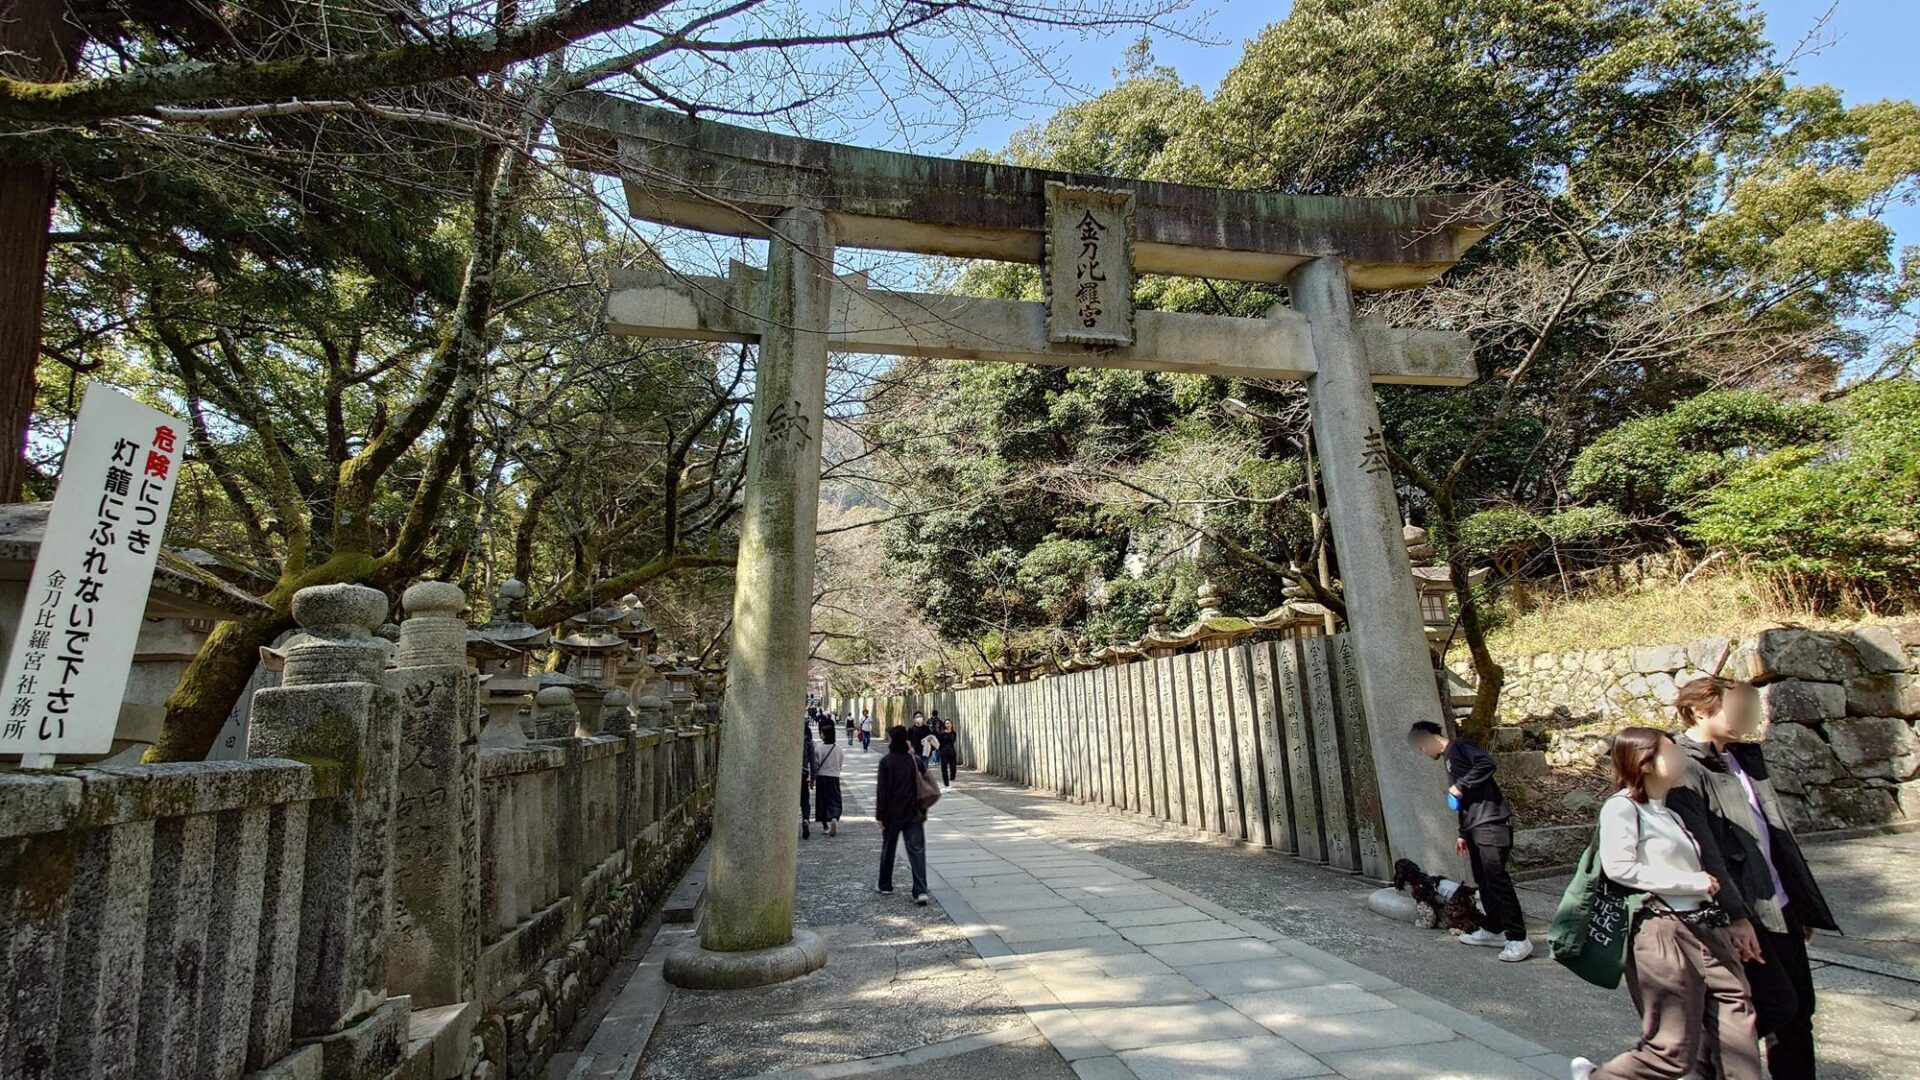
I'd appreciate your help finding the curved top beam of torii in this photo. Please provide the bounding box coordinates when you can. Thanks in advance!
[553,92,1499,291]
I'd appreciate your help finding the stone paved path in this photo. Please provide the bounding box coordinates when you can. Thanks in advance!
[918,759,1568,1080]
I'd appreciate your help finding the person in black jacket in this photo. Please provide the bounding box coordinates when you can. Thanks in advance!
[800,708,819,840]
[906,712,934,770]
[1667,675,1837,1080]
[935,718,960,787]
[1408,720,1531,961]
[875,725,931,904]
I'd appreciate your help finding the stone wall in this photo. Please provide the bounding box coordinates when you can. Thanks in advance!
[0,583,720,1080]
[1482,622,1920,834]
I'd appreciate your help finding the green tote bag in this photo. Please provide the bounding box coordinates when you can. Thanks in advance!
[1548,826,1649,990]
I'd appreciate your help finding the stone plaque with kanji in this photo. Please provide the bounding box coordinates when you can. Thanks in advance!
[1044,182,1135,347]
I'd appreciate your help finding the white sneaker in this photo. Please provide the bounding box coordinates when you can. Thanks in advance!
[1570,1056,1597,1080]
[1499,938,1535,962]
[913,893,930,906]
[1457,928,1504,947]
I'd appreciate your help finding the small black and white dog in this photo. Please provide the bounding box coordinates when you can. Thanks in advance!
[1391,858,1484,933]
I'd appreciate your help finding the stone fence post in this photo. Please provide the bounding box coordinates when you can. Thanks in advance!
[383,581,481,1009]
[247,583,408,1072]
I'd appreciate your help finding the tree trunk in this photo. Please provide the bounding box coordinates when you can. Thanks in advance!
[0,0,85,500]
[1431,508,1504,744]
[0,162,53,500]
[143,609,294,763]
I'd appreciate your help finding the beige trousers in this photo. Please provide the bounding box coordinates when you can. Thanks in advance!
[1595,912,1762,1080]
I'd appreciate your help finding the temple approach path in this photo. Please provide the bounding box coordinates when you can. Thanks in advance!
[557,751,1920,1078]
[552,752,1919,1079]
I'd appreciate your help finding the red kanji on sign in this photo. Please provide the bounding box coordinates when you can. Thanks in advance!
[153,426,177,452]
[144,451,170,480]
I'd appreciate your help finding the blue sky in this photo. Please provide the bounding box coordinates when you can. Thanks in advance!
[942,0,1918,253]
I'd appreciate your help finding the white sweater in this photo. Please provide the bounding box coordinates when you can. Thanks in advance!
[812,742,844,778]
[1597,792,1714,910]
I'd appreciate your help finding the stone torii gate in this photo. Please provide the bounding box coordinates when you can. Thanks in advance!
[556,93,1498,988]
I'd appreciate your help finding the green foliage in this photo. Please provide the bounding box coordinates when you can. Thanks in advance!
[1568,391,1836,517]
[1458,505,1630,560]
[1687,381,1920,592]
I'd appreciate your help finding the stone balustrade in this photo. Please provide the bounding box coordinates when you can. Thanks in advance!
[0,581,719,1080]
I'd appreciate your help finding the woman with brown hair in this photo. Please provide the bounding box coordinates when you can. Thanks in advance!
[1570,727,1760,1080]
[1668,675,1835,1080]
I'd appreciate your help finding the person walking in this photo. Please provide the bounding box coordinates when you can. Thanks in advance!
[813,716,845,836]
[936,718,960,787]
[1408,720,1532,961]
[907,711,933,771]
[875,725,931,904]
[1570,727,1761,1080]
[845,711,856,744]
[1666,676,1836,1080]
[800,707,819,840]
[858,711,874,752]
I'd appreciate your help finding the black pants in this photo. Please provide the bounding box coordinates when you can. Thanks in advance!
[1700,908,1816,1080]
[940,754,957,785]
[814,775,842,823]
[880,821,928,895]
[1468,834,1526,941]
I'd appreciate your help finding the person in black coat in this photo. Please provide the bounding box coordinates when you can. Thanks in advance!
[1408,720,1531,961]
[875,725,930,903]
[906,712,934,770]
[800,708,818,839]
[935,719,960,787]
[1667,676,1837,1080]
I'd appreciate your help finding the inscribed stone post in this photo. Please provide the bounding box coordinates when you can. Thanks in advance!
[1288,257,1456,870]
[700,206,835,959]
[247,583,401,1039]
[383,581,481,1008]
[1301,635,1358,872]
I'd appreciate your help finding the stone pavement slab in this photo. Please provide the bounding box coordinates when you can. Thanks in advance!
[957,765,1920,1080]
[917,774,1563,1080]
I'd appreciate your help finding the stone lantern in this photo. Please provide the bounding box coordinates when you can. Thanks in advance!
[466,577,549,741]
[610,592,659,687]
[1403,524,1486,644]
[664,657,699,725]
[553,606,628,729]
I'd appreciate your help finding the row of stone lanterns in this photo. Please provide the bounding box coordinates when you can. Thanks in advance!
[466,578,722,746]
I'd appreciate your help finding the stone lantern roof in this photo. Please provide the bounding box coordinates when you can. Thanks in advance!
[470,577,551,651]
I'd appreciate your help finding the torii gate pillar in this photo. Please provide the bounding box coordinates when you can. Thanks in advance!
[665,207,833,987]
[1290,258,1456,871]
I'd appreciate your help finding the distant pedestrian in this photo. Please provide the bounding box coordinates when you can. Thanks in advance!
[936,718,959,787]
[845,711,856,743]
[858,711,874,752]
[875,725,931,904]
[907,711,933,770]
[1569,727,1760,1080]
[800,708,819,840]
[1668,676,1836,1080]
[1407,720,1532,961]
[813,717,844,836]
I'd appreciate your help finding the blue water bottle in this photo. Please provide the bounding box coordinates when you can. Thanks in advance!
[1446,792,1462,812]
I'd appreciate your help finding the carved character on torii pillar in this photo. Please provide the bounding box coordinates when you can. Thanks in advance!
[554,92,1499,988]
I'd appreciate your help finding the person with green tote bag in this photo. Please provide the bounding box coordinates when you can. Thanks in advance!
[1564,727,1761,1080]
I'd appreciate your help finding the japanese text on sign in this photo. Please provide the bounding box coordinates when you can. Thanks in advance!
[1044,182,1136,348]
[1,384,185,757]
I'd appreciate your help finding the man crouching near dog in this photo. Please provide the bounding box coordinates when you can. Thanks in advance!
[1408,720,1533,962]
